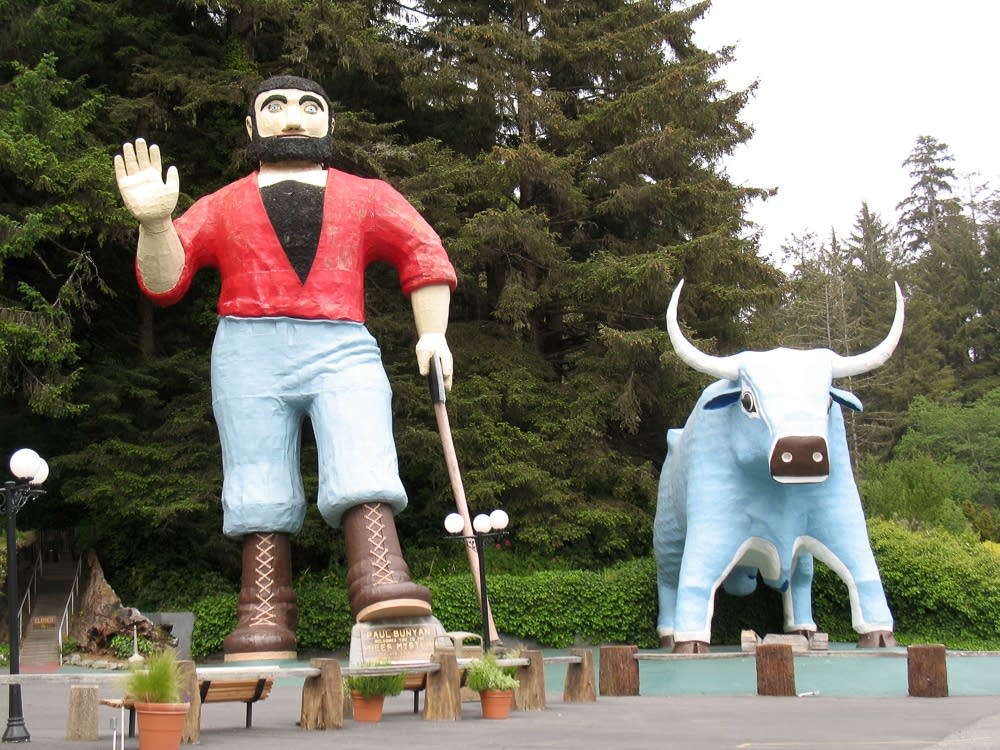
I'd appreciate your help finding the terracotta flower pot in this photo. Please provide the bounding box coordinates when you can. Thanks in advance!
[134,702,190,750]
[350,691,386,722]
[478,688,513,719]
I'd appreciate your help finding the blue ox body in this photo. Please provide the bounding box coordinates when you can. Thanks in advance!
[653,280,903,652]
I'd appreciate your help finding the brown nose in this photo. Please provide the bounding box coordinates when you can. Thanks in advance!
[770,436,829,483]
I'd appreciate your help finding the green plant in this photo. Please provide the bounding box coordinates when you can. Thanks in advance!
[464,653,519,692]
[125,649,183,704]
[344,668,406,699]
[110,632,154,659]
[60,636,80,657]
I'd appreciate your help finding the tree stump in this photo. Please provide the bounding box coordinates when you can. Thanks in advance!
[564,648,596,702]
[756,643,796,696]
[424,649,462,720]
[178,659,200,743]
[514,649,546,711]
[599,645,639,696]
[65,684,98,740]
[908,644,948,697]
[300,658,344,729]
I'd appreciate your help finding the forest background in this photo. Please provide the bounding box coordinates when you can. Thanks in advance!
[2,0,999,633]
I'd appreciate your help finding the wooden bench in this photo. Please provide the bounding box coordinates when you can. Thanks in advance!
[99,677,273,737]
[200,677,273,727]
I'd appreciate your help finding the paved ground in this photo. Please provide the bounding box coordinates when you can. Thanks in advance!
[5,679,1000,750]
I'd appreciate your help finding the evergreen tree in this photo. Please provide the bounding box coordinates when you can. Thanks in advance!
[896,135,963,256]
[0,55,121,415]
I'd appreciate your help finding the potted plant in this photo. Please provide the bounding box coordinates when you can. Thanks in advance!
[124,649,189,750]
[464,653,520,719]
[344,668,406,722]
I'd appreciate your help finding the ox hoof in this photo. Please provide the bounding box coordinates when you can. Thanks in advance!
[659,634,675,650]
[857,630,897,648]
[673,640,710,654]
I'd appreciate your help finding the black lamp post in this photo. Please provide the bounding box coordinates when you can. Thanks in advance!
[445,509,509,652]
[2,448,47,744]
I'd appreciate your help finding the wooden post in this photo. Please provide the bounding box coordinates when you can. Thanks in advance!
[300,658,344,729]
[598,645,638,696]
[514,650,546,711]
[908,644,948,697]
[563,648,596,702]
[65,684,98,740]
[756,643,796,696]
[424,649,462,720]
[178,659,200,743]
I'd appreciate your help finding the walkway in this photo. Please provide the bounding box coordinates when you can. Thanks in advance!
[5,679,1000,749]
[19,550,77,671]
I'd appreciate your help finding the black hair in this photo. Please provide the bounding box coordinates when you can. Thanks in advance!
[248,76,333,118]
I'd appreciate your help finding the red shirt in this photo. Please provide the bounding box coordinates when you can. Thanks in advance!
[138,169,457,322]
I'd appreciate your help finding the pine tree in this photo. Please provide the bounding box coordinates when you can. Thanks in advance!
[896,135,963,256]
[0,55,121,415]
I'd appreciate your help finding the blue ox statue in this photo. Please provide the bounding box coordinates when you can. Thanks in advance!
[654,279,903,653]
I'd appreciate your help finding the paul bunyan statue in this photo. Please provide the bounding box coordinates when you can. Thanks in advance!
[114,75,457,661]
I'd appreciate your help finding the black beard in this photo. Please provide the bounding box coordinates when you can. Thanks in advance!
[246,133,334,166]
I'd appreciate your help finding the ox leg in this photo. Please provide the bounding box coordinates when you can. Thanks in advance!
[653,494,685,649]
[806,534,894,645]
[672,535,743,653]
[722,565,759,597]
[784,552,817,635]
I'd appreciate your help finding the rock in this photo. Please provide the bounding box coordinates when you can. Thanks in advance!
[70,550,176,654]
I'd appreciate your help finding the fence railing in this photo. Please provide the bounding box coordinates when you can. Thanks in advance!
[57,555,85,664]
[16,541,43,642]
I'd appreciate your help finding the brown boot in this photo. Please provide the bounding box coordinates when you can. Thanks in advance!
[223,532,298,662]
[342,502,432,622]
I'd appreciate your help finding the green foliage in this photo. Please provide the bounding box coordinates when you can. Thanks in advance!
[125,649,182,704]
[429,559,659,649]
[895,391,1000,509]
[109,633,154,660]
[344,669,406,699]
[60,636,80,657]
[0,643,8,666]
[0,54,120,415]
[860,453,973,535]
[464,653,519,692]
[293,574,355,652]
[190,594,238,659]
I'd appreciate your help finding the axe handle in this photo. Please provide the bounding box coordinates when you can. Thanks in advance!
[429,356,499,644]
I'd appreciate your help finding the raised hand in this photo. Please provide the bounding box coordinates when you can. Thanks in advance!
[113,138,179,226]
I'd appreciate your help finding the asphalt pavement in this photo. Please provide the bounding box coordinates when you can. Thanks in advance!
[6,679,1000,750]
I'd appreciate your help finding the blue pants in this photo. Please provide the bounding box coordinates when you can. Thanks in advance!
[211,317,407,537]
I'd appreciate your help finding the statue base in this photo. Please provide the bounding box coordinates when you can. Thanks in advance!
[349,615,448,667]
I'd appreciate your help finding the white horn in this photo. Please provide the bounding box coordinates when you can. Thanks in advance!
[830,282,905,378]
[666,279,740,381]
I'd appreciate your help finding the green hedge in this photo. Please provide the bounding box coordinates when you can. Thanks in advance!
[190,519,1000,657]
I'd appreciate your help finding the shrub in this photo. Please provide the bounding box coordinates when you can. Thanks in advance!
[344,669,406,698]
[464,653,519,692]
[109,633,154,659]
[187,519,1000,656]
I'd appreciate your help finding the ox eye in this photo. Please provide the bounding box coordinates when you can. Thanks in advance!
[740,391,757,414]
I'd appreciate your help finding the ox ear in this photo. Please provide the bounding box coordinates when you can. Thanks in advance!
[830,387,863,412]
[704,390,741,410]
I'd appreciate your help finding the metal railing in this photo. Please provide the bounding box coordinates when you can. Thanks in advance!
[16,542,43,642]
[57,555,84,665]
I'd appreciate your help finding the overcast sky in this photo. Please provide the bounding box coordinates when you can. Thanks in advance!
[693,0,1000,263]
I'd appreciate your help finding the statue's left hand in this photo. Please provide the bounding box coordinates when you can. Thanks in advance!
[416,333,453,391]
